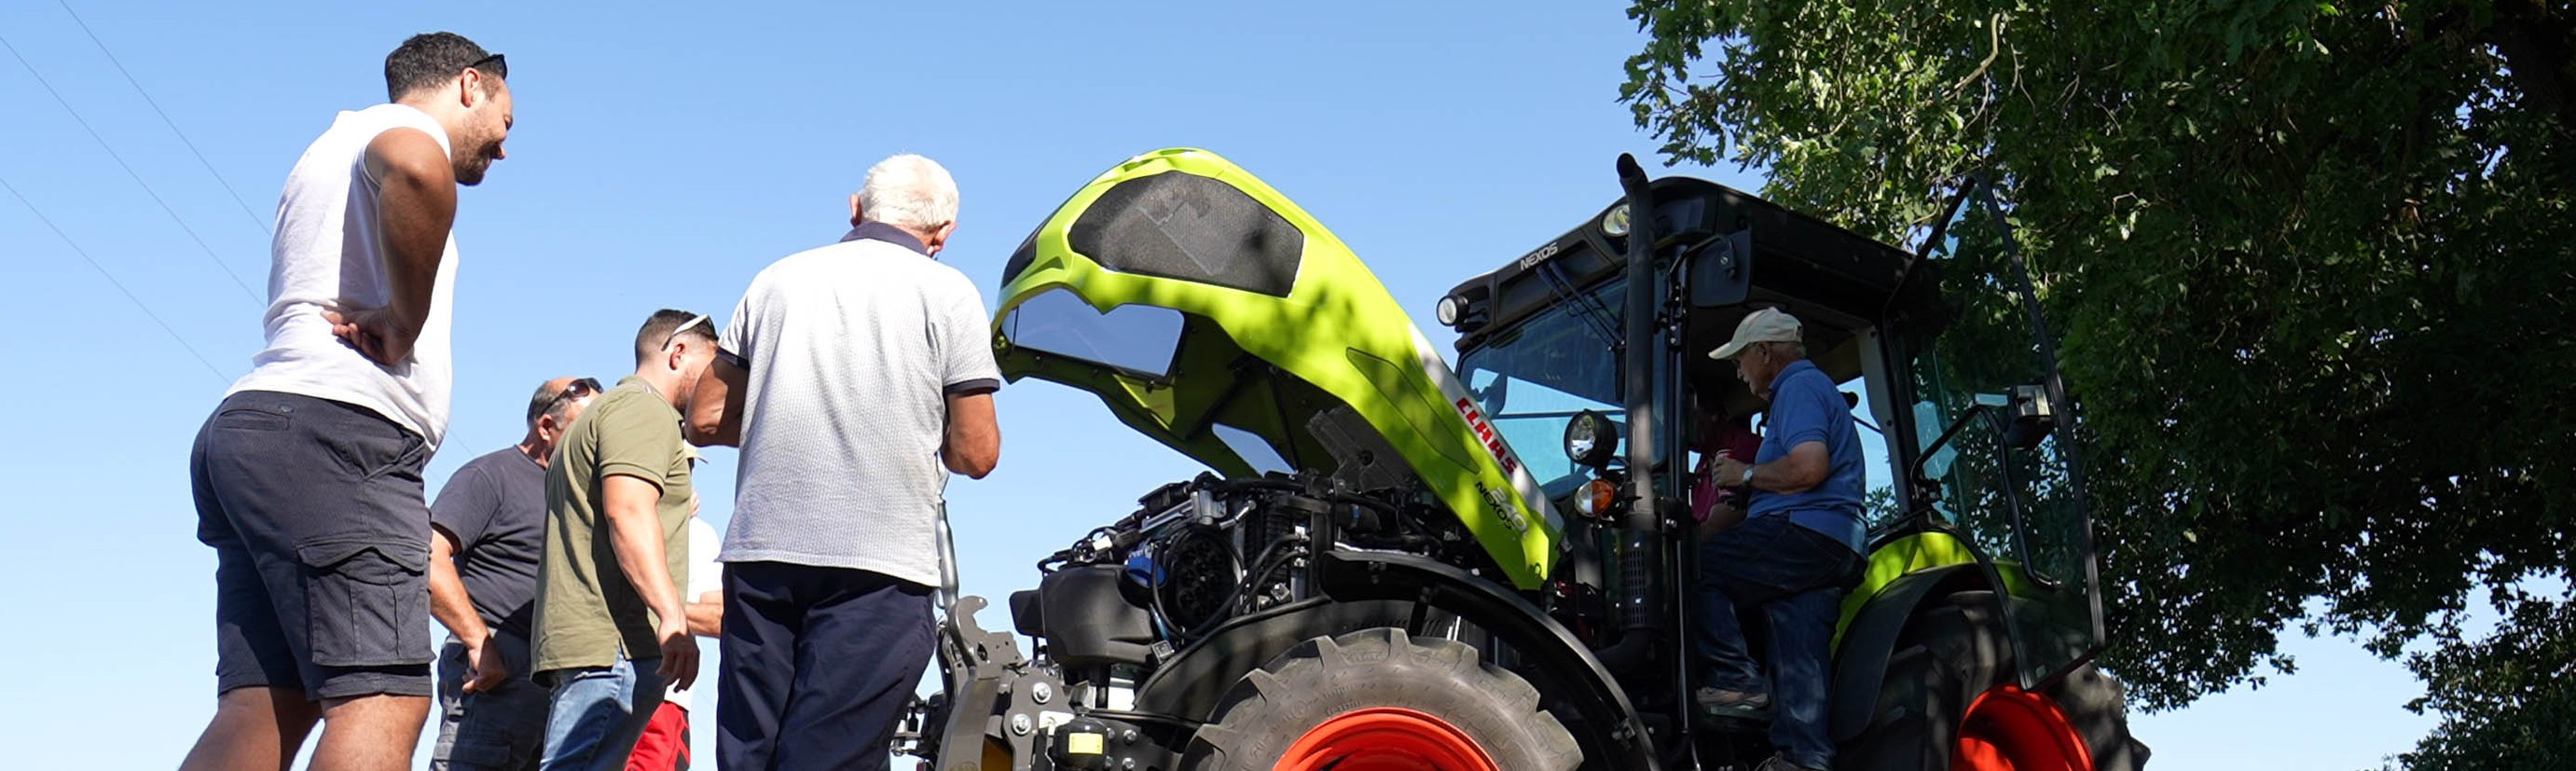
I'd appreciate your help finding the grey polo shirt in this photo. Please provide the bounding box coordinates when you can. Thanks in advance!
[715,223,1001,587]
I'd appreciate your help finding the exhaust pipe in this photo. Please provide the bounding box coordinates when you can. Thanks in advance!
[1593,154,1667,675]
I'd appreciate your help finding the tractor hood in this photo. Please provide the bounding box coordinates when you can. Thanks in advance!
[991,148,1561,586]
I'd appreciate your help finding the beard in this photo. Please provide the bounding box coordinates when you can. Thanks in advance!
[453,151,493,186]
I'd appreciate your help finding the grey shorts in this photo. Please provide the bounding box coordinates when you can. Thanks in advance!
[192,390,435,700]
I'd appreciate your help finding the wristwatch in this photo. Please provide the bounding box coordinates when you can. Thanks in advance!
[1738,464,1756,488]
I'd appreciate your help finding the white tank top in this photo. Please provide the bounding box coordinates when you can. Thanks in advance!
[227,103,461,448]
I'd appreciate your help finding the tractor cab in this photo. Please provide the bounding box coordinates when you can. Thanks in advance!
[1437,163,2115,760]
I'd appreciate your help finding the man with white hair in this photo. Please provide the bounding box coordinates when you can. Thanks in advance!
[1696,308,1866,771]
[686,154,1003,770]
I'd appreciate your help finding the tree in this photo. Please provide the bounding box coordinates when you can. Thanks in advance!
[1619,0,2576,764]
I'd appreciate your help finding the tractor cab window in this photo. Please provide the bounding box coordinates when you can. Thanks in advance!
[1458,281,1627,498]
[1906,182,2104,683]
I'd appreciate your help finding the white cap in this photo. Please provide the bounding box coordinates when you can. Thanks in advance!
[1708,308,1802,360]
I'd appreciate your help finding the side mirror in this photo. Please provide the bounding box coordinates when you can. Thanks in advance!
[2003,383,2058,450]
[1564,410,1620,469]
[1687,229,1753,308]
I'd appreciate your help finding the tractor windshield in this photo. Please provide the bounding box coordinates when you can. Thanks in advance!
[1456,280,1627,498]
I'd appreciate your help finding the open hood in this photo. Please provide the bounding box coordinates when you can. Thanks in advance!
[991,148,1561,587]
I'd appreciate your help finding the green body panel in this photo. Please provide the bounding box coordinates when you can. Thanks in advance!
[1833,530,2038,647]
[1835,532,1974,645]
[991,148,1562,587]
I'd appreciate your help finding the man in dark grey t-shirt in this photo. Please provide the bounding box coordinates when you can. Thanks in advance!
[426,376,599,771]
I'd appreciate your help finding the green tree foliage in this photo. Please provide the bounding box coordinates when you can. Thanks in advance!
[1620,0,2576,761]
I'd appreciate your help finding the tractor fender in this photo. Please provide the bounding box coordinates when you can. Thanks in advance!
[1826,564,1997,742]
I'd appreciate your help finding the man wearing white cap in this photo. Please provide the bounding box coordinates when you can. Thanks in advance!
[1693,308,1866,771]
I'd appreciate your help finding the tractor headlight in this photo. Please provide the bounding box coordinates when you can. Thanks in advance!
[1564,410,1619,469]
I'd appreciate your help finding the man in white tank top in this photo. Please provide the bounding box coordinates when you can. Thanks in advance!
[183,32,516,771]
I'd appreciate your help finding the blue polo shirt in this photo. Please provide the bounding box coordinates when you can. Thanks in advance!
[1748,360,1867,553]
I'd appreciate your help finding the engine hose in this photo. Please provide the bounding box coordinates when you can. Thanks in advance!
[1167,536,1307,640]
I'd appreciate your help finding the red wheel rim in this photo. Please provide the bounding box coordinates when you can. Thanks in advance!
[1954,685,2095,771]
[1275,707,1500,771]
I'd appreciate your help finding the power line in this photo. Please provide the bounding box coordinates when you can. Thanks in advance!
[54,0,273,237]
[2,173,232,384]
[0,33,263,304]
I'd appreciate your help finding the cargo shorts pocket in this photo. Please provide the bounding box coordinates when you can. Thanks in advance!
[296,537,432,668]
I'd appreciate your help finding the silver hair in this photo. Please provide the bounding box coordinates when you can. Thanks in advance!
[1764,340,1809,360]
[857,154,959,233]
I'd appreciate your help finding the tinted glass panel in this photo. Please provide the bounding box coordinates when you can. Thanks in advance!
[1000,288,1186,379]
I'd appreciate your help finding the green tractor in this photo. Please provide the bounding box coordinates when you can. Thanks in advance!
[896,148,2147,770]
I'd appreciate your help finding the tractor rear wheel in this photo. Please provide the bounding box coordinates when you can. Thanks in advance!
[1841,592,2149,771]
[1183,626,1582,771]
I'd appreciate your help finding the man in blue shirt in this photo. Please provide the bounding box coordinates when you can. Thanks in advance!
[1697,308,1867,771]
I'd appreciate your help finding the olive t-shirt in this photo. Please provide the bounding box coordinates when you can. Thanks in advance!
[531,377,693,678]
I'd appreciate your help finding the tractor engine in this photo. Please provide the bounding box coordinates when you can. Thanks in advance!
[1005,473,1463,711]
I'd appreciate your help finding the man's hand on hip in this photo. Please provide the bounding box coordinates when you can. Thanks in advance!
[322,302,417,366]
[461,633,508,694]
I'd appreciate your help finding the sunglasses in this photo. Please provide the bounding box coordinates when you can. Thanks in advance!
[662,313,712,351]
[466,52,507,80]
[540,377,602,419]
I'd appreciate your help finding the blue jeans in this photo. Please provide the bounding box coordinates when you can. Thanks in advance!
[537,656,666,771]
[1696,513,1861,770]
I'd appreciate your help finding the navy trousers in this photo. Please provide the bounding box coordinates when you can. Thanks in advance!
[717,561,934,771]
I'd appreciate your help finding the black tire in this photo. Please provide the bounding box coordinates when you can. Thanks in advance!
[1841,592,2149,771]
[1182,626,1583,770]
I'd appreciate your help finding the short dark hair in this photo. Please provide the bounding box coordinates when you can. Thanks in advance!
[384,32,503,102]
[634,310,717,365]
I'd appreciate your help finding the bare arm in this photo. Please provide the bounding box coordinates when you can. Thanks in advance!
[684,590,723,638]
[328,128,456,365]
[602,475,699,688]
[686,356,748,447]
[1709,441,1831,496]
[425,527,486,644]
[426,527,505,692]
[1753,441,1832,493]
[941,392,1000,478]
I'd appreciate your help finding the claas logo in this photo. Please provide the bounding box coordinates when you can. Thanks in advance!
[1453,397,1522,477]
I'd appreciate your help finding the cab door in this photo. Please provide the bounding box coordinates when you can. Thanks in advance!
[1903,177,2108,687]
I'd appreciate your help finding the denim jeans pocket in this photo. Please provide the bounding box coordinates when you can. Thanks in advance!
[296,537,431,667]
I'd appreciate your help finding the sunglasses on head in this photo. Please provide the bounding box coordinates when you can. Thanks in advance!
[662,313,712,351]
[540,377,602,419]
[466,52,507,80]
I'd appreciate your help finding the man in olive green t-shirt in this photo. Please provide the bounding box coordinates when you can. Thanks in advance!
[530,310,715,771]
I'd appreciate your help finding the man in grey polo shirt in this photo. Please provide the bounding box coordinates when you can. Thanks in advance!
[687,154,1002,771]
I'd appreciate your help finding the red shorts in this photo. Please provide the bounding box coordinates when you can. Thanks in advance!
[627,701,691,771]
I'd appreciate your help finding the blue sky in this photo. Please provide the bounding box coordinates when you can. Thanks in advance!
[0,1,2435,767]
